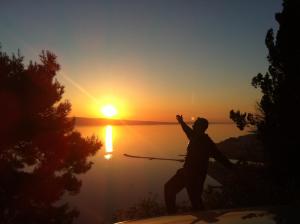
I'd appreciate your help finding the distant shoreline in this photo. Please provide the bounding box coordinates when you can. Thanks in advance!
[73,117,233,126]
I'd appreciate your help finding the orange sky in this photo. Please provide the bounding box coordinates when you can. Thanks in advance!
[1,1,281,122]
[60,66,260,122]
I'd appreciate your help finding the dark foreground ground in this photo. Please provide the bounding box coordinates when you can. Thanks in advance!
[115,206,297,224]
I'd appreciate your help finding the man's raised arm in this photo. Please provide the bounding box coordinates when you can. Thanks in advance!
[176,115,193,140]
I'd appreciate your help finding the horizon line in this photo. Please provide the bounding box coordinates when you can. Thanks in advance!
[72,116,234,126]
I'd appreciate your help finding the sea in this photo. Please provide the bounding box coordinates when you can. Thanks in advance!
[65,124,247,223]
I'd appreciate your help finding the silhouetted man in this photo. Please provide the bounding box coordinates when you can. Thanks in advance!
[164,115,234,214]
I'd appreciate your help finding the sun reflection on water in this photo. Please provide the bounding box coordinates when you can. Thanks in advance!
[104,153,113,160]
[104,125,113,160]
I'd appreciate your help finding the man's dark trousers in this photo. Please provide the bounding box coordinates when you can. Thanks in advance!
[164,168,205,214]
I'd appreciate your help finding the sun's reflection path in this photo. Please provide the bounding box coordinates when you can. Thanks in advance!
[104,125,113,160]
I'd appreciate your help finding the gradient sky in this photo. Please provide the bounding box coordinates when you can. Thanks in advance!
[0,0,282,122]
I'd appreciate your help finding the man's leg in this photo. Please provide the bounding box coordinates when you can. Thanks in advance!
[186,177,205,211]
[164,169,185,214]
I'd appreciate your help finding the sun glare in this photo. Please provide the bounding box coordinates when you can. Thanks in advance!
[101,105,117,118]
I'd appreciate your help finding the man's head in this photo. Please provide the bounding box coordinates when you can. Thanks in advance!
[193,117,209,133]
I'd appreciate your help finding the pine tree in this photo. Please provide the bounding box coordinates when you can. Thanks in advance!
[230,0,300,201]
[0,48,101,223]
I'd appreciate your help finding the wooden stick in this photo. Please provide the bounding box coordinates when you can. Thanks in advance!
[123,154,184,162]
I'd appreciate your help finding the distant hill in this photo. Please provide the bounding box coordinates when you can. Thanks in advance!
[217,134,263,162]
[75,117,261,161]
[74,117,177,126]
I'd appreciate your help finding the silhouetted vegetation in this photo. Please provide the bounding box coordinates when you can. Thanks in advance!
[230,0,300,204]
[114,193,166,222]
[0,48,101,223]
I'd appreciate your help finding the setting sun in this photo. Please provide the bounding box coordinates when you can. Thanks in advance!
[101,105,117,118]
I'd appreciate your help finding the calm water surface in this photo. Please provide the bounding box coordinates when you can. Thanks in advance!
[67,124,246,223]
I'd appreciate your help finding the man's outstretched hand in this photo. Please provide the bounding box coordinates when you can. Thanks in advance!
[176,115,184,123]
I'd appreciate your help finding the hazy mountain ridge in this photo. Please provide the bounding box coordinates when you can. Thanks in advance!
[74,117,177,126]
[74,117,232,126]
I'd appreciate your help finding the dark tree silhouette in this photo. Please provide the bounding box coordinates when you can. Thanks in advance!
[230,0,300,201]
[0,48,101,223]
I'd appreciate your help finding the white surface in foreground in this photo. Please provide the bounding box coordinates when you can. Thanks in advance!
[116,208,277,224]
